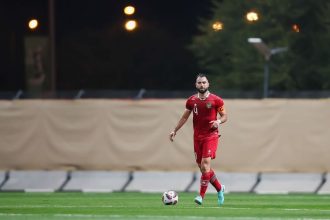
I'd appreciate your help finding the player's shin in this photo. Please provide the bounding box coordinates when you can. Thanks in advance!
[199,171,211,198]
[209,169,222,192]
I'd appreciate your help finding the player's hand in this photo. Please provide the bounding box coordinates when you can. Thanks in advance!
[209,120,221,128]
[169,131,176,142]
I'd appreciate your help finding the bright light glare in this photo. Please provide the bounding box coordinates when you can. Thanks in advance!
[292,24,300,32]
[28,19,38,29]
[124,6,135,15]
[246,11,259,22]
[248,38,262,43]
[212,21,223,31]
[125,20,137,31]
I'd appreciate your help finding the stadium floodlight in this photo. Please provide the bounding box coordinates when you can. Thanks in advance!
[248,38,271,61]
[124,6,135,15]
[125,20,138,31]
[246,11,259,22]
[248,37,288,98]
[28,19,39,30]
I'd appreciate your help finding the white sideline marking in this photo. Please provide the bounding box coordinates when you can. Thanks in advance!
[205,207,330,212]
[0,213,329,220]
[0,205,116,208]
[0,205,330,212]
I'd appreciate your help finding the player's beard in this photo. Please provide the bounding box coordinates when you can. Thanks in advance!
[197,88,208,94]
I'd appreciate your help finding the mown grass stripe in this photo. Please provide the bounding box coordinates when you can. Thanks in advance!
[0,192,329,219]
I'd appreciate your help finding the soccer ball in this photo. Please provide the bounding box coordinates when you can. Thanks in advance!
[162,190,178,205]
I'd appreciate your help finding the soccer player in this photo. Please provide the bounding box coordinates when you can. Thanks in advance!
[169,73,227,206]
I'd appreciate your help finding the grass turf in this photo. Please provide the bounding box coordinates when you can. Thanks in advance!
[0,192,330,219]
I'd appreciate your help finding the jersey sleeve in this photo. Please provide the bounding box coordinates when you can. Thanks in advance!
[185,98,193,110]
[216,97,224,112]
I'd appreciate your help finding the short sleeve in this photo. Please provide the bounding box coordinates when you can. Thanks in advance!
[216,97,224,111]
[186,98,192,110]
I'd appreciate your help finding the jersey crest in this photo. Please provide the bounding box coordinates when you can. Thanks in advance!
[206,102,212,109]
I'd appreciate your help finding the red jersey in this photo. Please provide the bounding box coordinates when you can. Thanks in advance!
[186,93,224,138]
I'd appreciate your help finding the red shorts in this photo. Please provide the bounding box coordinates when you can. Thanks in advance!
[194,135,219,164]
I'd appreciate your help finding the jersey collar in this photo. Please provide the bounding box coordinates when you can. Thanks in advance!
[197,91,210,100]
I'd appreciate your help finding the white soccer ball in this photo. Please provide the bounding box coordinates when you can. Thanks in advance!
[162,190,179,205]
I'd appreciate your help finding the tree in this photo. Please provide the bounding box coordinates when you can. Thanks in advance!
[190,0,330,91]
[286,0,330,90]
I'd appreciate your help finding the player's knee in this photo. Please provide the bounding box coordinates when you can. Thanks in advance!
[200,161,210,173]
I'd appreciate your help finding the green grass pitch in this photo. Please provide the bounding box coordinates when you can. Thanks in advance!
[0,192,330,219]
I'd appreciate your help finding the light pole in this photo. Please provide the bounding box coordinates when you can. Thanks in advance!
[248,38,287,98]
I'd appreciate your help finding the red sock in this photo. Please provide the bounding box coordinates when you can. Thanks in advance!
[209,169,222,192]
[200,171,211,198]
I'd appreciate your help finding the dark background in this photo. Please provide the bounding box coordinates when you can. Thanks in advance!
[0,0,213,92]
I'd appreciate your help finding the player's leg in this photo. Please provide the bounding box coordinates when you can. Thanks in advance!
[206,136,222,192]
[194,139,205,205]
[207,137,225,206]
[194,157,211,205]
[194,168,203,204]
[209,168,225,206]
[199,156,212,198]
[209,169,222,191]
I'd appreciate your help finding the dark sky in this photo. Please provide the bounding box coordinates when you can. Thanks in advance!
[56,0,212,37]
[0,0,213,91]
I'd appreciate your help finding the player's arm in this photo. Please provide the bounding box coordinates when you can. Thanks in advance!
[169,109,191,142]
[210,105,227,128]
[218,105,227,124]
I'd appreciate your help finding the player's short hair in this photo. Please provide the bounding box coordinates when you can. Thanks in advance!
[196,73,207,79]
